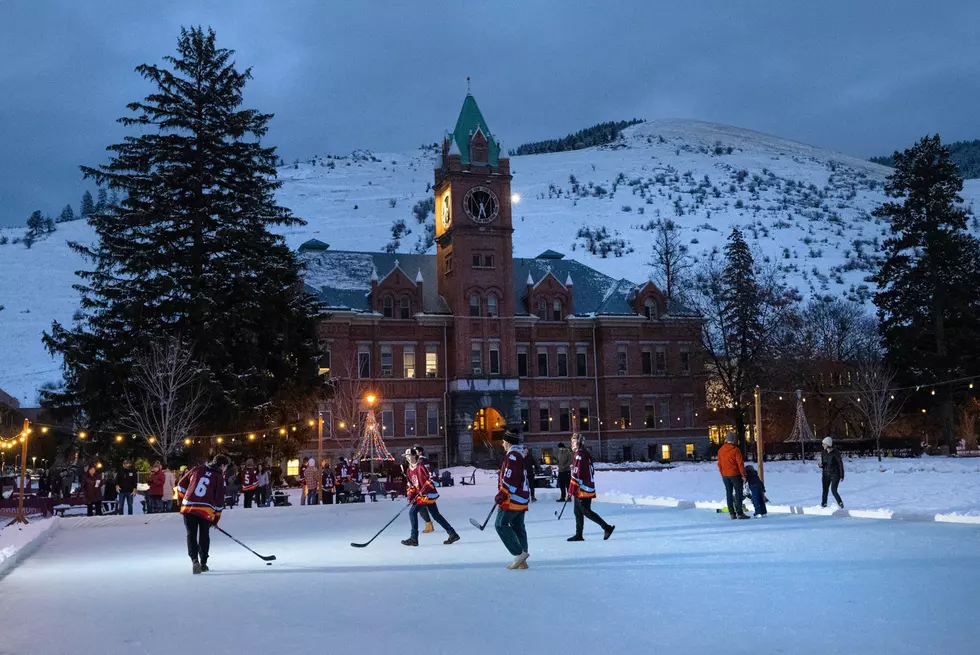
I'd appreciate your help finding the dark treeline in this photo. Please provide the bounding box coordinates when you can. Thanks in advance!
[509,119,644,156]
[872,138,980,180]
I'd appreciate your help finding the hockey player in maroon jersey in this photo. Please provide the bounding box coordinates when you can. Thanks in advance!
[567,433,614,542]
[494,428,531,570]
[400,447,460,547]
[240,458,259,508]
[176,455,230,574]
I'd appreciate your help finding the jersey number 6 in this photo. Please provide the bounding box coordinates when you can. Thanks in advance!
[194,477,210,498]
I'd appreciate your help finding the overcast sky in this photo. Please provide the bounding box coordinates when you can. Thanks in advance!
[0,1,977,226]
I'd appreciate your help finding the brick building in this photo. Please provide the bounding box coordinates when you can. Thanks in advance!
[299,94,709,466]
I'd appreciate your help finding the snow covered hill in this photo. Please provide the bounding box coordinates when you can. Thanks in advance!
[3,119,979,405]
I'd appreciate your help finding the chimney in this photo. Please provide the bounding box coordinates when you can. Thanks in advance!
[565,273,575,316]
[525,272,534,314]
[416,269,424,312]
[370,267,379,313]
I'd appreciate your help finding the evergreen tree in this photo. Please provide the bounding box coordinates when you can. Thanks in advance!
[79,190,95,219]
[872,135,980,454]
[44,26,322,433]
[25,210,46,240]
[58,204,75,223]
[95,188,108,214]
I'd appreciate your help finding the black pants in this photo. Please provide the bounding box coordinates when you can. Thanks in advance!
[410,502,455,538]
[184,513,212,563]
[256,487,267,507]
[573,497,610,536]
[86,502,102,517]
[822,475,843,506]
[557,471,571,500]
[723,476,745,516]
[243,489,255,508]
[418,504,431,522]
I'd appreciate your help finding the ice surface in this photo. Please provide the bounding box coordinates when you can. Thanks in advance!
[1,487,977,654]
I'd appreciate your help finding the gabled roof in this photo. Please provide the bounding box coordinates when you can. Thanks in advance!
[451,94,500,166]
[536,249,565,260]
[298,238,330,252]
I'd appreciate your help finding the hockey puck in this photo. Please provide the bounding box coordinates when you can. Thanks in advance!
[266,562,272,566]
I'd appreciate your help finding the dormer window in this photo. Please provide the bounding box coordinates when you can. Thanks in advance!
[644,298,658,320]
[552,299,563,321]
[470,129,489,164]
[400,296,411,319]
[383,296,393,318]
[536,299,547,320]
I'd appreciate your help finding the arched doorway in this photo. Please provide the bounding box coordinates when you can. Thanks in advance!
[472,406,505,461]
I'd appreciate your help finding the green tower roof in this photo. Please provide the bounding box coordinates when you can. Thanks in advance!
[451,93,500,166]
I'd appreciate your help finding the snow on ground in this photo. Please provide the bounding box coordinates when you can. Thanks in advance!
[0,485,977,655]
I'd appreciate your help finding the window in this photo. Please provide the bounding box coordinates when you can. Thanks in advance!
[405,408,417,438]
[655,346,666,375]
[684,398,694,428]
[286,459,300,476]
[576,350,587,377]
[644,404,656,428]
[517,350,528,377]
[559,406,570,432]
[644,298,658,320]
[489,344,500,375]
[425,346,438,378]
[487,294,498,318]
[537,350,548,377]
[617,348,628,376]
[445,252,453,274]
[426,407,439,436]
[472,253,482,267]
[358,350,371,378]
[484,253,494,268]
[647,445,658,461]
[680,345,691,375]
[400,296,411,319]
[557,349,568,377]
[537,299,547,320]
[620,402,631,429]
[520,403,530,432]
[686,443,695,457]
[622,445,633,461]
[552,299,562,321]
[642,350,652,375]
[656,399,670,428]
[471,342,483,374]
[381,409,394,438]
[469,294,481,317]
[383,296,393,318]
[661,444,671,461]
[539,406,550,432]
[380,346,393,377]
[318,346,331,376]
[403,347,416,379]
[542,448,554,465]
[578,402,590,429]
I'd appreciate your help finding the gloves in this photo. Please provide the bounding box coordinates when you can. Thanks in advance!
[494,490,507,506]
[407,490,418,503]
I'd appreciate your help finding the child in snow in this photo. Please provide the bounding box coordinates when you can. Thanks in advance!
[744,465,767,517]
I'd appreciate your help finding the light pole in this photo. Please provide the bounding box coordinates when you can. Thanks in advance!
[316,412,324,505]
[365,394,376,476]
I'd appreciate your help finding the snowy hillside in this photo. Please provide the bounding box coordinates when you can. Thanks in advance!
[3,119,979,405]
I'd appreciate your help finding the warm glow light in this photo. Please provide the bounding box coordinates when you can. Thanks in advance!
[41,426,49,434]
[339,421,346,429]
[184,438,191,445]
[96,462,102,469]
[291,426,297,432]
[78,431,87,439]
[366,394,376,405]
[248,433,256,441]
[217,437,224,444]
[279,428,286,435]
[148,437,156,444]
[18,437,24,443]
[931,390,936,396]
[921,409,927,414]
[115,435,124,442]
[308,419,315,427]
[511,193,521,204]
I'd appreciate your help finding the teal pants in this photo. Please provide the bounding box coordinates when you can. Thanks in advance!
[494,509,528,556]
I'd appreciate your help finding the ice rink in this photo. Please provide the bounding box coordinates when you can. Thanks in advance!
[1,490,977,655]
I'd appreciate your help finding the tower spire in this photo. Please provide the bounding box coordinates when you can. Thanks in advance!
[466,76,471,95]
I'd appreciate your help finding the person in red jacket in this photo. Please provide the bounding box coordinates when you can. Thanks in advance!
[717,431,749,519]
[494,428,531,570]
[147,461,166,513]
[401,447,459,547]
[240,458,259,508]
[177,455,229,574]
[567,433,615,541]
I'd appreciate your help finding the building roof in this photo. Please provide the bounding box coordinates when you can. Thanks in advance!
[298,238,330,252]
[299,249,697,318]
[451,94,500,167]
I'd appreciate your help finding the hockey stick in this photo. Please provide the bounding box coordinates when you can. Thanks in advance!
[468,504,497,531]
[350,503,411,548]
[555,496,570,519]
[213,525,277,562]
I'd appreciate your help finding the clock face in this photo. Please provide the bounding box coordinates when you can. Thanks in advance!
[442,193,452,229]
[463,186,500,224]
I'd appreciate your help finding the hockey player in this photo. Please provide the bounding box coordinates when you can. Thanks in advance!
[494,428,530,570]
[567,433,615,542]
[401,447,460,547]
[241,458,259,508]
[176,454,230,574]
[410,444,435,533]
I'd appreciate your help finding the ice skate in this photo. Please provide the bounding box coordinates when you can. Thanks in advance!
[192,560,201,575]
[567,534,584,542]
[401,537,419,547]
[603,525,615,540]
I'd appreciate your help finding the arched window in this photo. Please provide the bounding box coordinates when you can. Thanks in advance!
[469,294,481,317]
[400,296,411,319]
[382,296,393,318]
[644,298,658,320]
[552,299,563,321]
[487,294,499,318]
[536,299,547,320]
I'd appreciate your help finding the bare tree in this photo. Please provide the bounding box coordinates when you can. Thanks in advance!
[850,358,903,461]
[326,353,388,455]
[123,338,209,464]
[649,218,691,302]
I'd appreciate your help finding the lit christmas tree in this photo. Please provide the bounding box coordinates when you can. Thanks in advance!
[784,390,816,459]
[354,407,394,472]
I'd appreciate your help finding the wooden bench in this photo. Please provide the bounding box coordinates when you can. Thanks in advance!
[459,469,477,486]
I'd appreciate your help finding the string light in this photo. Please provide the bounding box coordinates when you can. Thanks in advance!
[279,428,286,435]
[248,434,256,441]
[183,438,191,446]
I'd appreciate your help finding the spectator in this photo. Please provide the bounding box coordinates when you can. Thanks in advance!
[116,459,138,515]
[745,464,767,517]
[82,465,103,516]
[321,462,335,504]
[523,445,538,502]
[148,462,166,513]
[37,469,50,498]
[256,464,270,507]
[60,467,73,498]
[819,437,845,508]
[103,471,118,504]
[163,467,177,512]
[241,459,259,508]
[555,442,572,503]
[717,431,749,520]
[304,458,320,505]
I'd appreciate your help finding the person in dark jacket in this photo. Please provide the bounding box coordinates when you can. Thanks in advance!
[744,464,767,517]
[523,445,538,502]
[37,469,50,498]
[555,442,572,502]
[717,431,749,519]
[567,433,614,541]
[82,465,103,516]
[819,437,845,508]
[115,459,138,515]
[177,455,229,574]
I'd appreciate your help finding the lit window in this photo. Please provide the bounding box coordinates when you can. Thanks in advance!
[685,443,695,457]
[318,346,331,376]
[425,347,438,378]
[661,444,671,461]
[620,403,631,429]
[286,459,300,476]
[403,347,416,378]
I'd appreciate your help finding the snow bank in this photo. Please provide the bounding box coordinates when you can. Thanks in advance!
[0,517,60,579]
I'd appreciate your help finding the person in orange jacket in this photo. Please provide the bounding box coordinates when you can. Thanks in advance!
[717,431,749,519]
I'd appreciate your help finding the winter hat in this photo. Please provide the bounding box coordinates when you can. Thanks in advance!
[557,442,566,449]
[502,427,521,445]
[725,431,736,444]
[822,437,833,447]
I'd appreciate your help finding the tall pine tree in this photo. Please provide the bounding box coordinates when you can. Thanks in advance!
[58,204,75,223]
[872,135,980,455]
[44,26,322,433]
[79,190,95,219]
